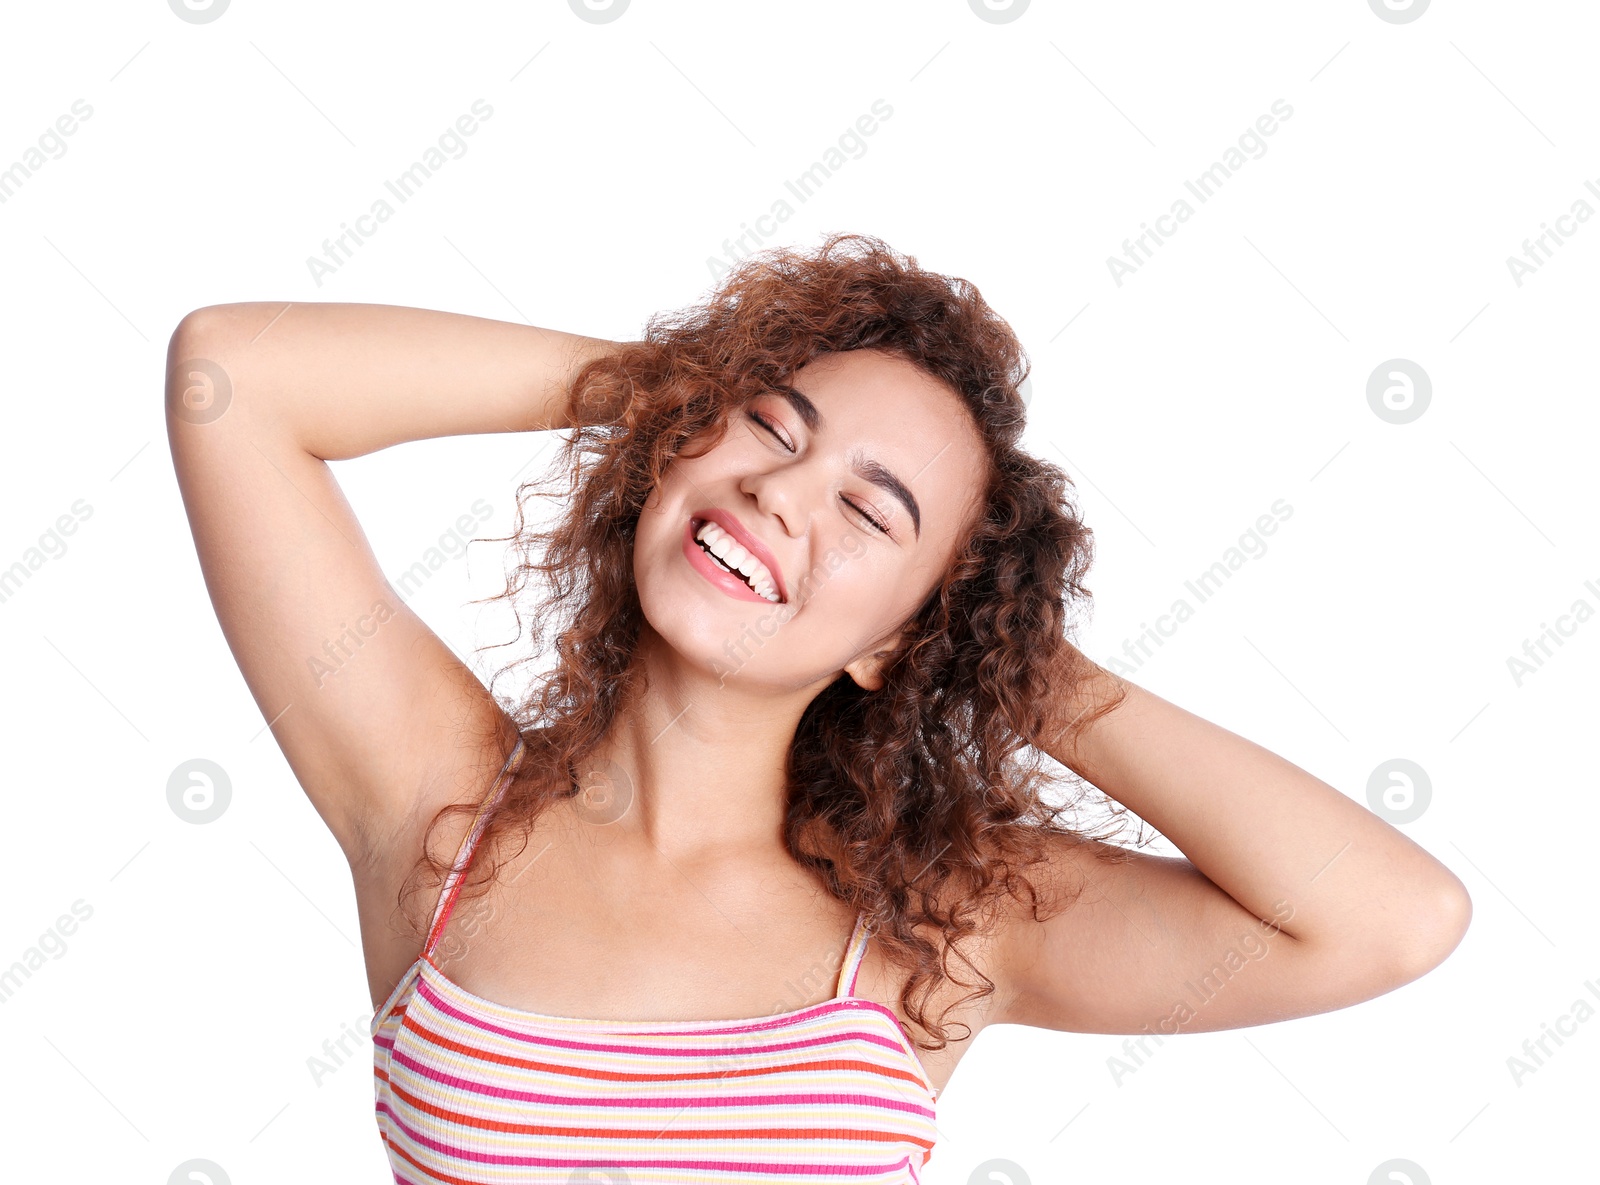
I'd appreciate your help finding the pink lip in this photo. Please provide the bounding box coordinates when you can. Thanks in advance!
[683,508,787,604]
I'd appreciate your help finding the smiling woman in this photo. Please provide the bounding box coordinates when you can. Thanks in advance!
[167,232,1471,1185]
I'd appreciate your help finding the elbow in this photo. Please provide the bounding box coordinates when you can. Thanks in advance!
[166,306,217,388]
[168,303,253,367]
[1433,873,1473,958]
[1392,873,1473,984]
[1430,866,1473,950]
[168,305,234,367]
[165,307,236,432]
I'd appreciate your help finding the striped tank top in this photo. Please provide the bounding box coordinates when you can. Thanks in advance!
[371,734,942,1183]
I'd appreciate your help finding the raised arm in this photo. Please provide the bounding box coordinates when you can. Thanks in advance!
[165,302,620,871]
[987,640,1472,1037]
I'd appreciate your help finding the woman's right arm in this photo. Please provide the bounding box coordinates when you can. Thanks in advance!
[165,302,620,872]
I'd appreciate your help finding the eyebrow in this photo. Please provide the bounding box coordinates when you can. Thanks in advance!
[767,383,922,539]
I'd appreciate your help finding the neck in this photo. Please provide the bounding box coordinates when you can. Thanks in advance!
[583,625,825,858]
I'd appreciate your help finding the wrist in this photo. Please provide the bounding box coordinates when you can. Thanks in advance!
[564,338,636,430]
[1034,640,1129,774]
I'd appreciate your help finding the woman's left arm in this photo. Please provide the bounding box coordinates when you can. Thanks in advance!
[988,640,1472,1036]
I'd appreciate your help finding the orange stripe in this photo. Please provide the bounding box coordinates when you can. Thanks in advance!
[400,1008,932,1094]
[383,1134,498,1185]
[386,1076,936,1151]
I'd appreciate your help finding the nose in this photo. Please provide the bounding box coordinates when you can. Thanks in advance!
[739,462,808,540]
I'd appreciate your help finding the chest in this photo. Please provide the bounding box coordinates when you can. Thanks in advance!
[362,803,987,1096]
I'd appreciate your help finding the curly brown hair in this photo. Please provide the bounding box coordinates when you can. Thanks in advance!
[398,231,1133,1051]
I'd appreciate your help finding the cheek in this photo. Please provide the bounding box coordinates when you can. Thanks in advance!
[801,536,896,611]
[640,455,705,521]
[653,443,729,505]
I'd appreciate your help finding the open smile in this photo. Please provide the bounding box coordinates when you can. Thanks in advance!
[682,512,787,605]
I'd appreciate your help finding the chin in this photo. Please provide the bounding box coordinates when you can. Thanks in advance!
[634,576,793,685]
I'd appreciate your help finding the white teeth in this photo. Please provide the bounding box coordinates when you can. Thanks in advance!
[694,520,781,602]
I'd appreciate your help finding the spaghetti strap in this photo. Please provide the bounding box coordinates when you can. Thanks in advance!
[835,908,872,998]
[421,734,527,961]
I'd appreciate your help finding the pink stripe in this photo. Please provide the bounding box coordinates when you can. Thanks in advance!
[416,973,909,1059]
[386,1043,938,1118]
[377,1102,912,1176]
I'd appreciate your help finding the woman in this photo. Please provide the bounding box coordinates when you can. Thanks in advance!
[166,233,1471,1184]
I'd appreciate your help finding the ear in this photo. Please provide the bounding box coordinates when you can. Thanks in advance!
[843,635,905,692]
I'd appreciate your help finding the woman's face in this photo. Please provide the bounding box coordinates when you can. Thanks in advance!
[633,348,990,692]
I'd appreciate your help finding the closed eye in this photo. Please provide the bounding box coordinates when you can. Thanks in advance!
[746,410,892,536]
[747,409,794,453]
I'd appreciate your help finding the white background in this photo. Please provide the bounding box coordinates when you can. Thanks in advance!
[1,1,1594,1182]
